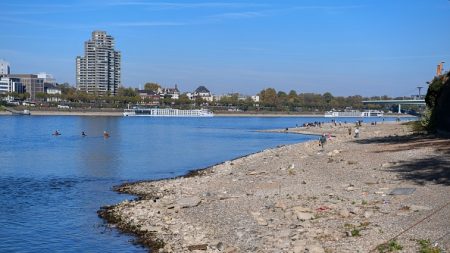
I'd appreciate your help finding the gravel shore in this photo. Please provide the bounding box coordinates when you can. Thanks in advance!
[99,122,450,253]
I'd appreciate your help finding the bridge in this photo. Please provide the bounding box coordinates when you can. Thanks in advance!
[362,99,425,113]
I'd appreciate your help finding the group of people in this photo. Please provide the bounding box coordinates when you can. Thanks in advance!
[302,121,324,127]
[330,119,343,127]
[347,127,360,138]
[319,122,365,150]
[53,130,110,138]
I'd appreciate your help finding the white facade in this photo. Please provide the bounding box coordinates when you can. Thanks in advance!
[160,86,180,99]
[46,87,61,95]
[0,77,24,100]
[37,72,56,85]
[186,92,194,100]
[0,78,9,94]
[0,59,10,75]
[197,94,214,102]
[251,95,260,102]
[44,83,62,102]
[193,86,214,102]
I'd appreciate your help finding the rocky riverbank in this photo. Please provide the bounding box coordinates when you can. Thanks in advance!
[99,121,450,252]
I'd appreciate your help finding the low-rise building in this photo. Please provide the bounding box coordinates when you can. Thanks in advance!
[193,86,214,102]
[137,90,160,105]
[0,76,24,99]
[37,72,57,85]
[44,83,62,102]
[8,74,44,101]
[160,85,180,100]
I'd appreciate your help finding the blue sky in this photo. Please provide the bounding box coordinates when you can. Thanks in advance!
[1,0,449,96]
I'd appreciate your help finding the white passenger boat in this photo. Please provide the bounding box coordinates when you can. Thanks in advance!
[324,110,383,117]
[123,107,214,117]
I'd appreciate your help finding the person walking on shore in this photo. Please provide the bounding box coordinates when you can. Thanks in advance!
[319,134,327,150]
[354,127,360,138]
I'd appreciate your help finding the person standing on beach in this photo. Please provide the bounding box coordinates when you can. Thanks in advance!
[354,127,360,138]
[348,127,352,136]
[319,134,327,150]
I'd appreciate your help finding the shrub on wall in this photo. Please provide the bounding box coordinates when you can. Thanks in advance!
[424,72,450,132]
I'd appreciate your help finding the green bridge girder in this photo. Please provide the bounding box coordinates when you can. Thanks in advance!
[362,99,425,113]
[362,99,425,105]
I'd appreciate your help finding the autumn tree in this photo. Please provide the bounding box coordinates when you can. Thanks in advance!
[259,88,278,108]
[144,82,161,92]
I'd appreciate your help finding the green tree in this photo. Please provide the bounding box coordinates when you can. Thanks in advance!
[195,96,205,106]
[35,92,48,101]
[323,92,333,104]
[286,90,299,111]
[219,94,239,106]
[259,88,278,108]
[117,87,138,97]
[176,94,191,106]
[277,91,288,106]
[161,95,174,106]
[424,74,449,131]
[238,97,254,111]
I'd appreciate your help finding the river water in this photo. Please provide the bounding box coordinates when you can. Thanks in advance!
[0,116,405,252]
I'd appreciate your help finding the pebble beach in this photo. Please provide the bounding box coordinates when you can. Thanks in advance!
[99,121,450,252]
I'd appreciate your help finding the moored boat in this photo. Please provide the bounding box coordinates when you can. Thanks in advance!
[123,107,214,117]
[324,110,383,117]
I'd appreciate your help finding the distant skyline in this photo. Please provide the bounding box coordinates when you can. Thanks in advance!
[1,0,449,96]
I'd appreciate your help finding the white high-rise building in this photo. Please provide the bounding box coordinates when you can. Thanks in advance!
[76,31,121,96]
[0,59,10,75]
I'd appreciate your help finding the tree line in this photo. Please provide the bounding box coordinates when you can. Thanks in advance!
[1,84,402,112]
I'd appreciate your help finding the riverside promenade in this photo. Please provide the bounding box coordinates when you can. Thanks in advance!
[100,121,450,252]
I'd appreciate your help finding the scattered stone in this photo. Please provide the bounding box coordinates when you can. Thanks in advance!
[390,188,416,195]
[177,196,201,208]
[215,242,224,251]
[306,243,325,253]
[187,244,208,251]
[346,186,356,191]
[339,209,350,218]
[251,212,268,226]
[248,171,260,175]
[100,123,446,252]
[363,210,373,218]
[350,207,361,215]
[292,206,314,221]
[275,200,288,210]
[409,205,432,212]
